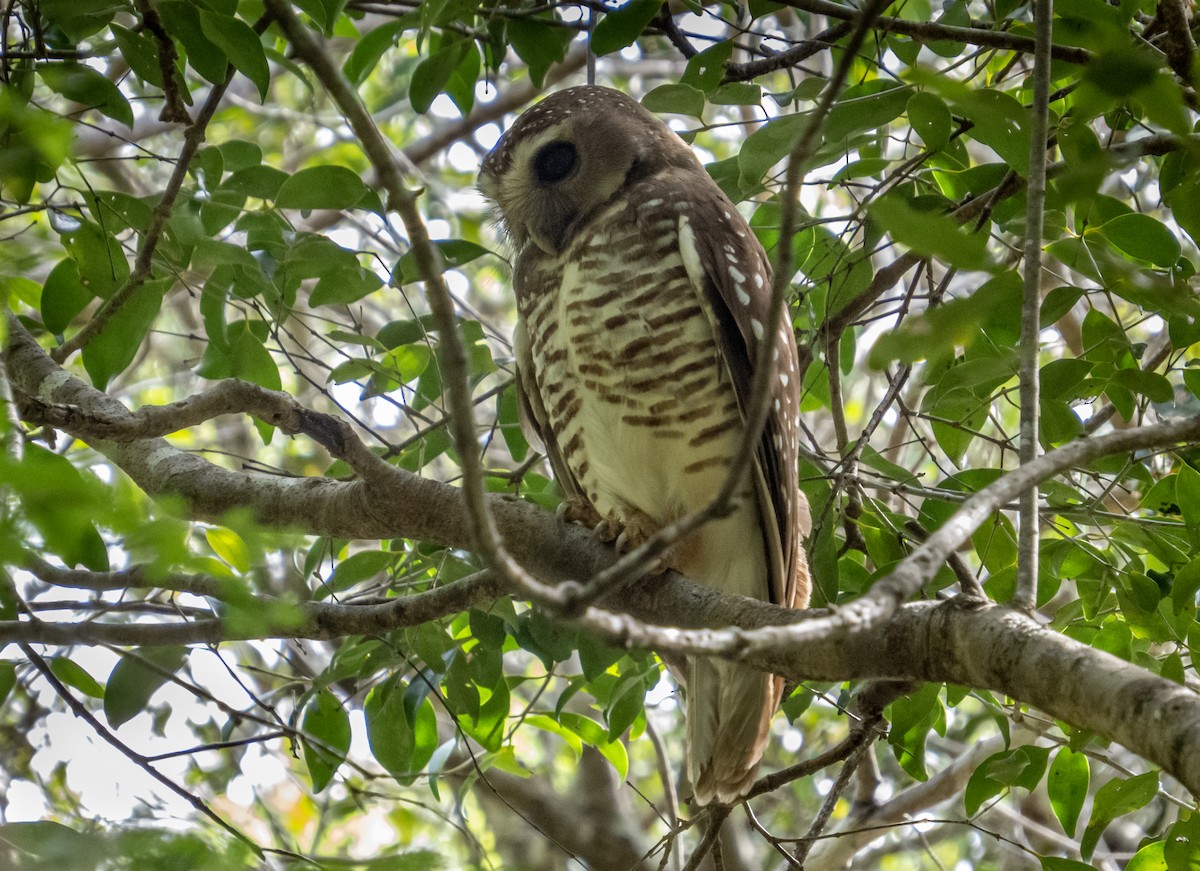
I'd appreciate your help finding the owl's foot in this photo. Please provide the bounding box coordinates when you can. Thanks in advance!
[557,497,623,543]
[612,510,671,577]
[558,496,602,527]
[610,509,656,552]
[558,500,669,574]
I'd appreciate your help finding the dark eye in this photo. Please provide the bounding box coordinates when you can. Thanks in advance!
[533,140,577,184]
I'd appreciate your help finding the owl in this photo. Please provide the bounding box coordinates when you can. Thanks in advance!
[479,85,810,805]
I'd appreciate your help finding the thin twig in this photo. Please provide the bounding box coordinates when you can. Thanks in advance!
[774,0,1091,65]
[793,736,873,865]
[723,23,853,82]
[262,0,558,609]
[49,27,256,361]
[1014,0,1053,612]
[19,643,263,855]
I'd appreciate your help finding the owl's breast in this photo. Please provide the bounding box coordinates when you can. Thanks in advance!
[515,199,744,527]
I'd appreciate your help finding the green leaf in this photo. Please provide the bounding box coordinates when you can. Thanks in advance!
[60,219,130,300]
[1110,368,1174,403]
[641,83,705,119]
[868,272,1018,366]
[409,37,469,114]
[103,647,189,728]
[1047,747,1089,836]
[49,657,105,699]
[366,676,418,780]
[0,661,17,706]
[223,165,289,199]
[964,746,1050,815]
[0,821,93,863]
[40,258,92,334]
[276,166,369,210]
[591,0,662,57]
[393,239,491,285]
[325,549,395,595]
[604,668,649,741]
[112,24,164,86]
[870,194,993,272]
[1170,557,1200,617]
[1081,770,1159,859]
[1166,178,1200,248]
[38,63,133,128]
[908,91,952,150]
[344,19,405,85]
[886,683,944,781]
[5,444,109,570]
[82,278,170,390]
[158,0,229,84]
[1092,213,1181,268]
[1177,463,1200,529]
[506,17,572,88]
[558,712,629,780]
[199,11,270,101]
[703,83,756,108]
[384,344,432,382]
[301,690,351,792]
[1126,841,1168,871]
[310,264,384,306]
[1039,859,1099,871]
[823,81,911,145]
[205,526,251,573]
[1041,286,1085,327]
[831,158,891,182]
[674,39,730,93]
[949,88,1029,174]
[738,112,810,185]
[1165,811,1200,870]
[229,320,282,390]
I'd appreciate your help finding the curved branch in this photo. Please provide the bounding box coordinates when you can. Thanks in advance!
[264,0,555,612]
[7,316,1200,796]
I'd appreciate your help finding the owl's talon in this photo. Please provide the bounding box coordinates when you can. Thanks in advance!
[558,497,603,529]
[613,528,669,576]
[592,517,623,543]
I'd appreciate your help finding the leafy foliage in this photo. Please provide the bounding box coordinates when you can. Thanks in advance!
[1,0,1199,868]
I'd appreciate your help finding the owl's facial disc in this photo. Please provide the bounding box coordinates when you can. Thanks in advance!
[481,120,639,256]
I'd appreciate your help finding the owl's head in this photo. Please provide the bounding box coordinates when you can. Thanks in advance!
[479,85,697,256]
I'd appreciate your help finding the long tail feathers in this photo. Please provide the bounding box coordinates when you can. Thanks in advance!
[686,658,780,805]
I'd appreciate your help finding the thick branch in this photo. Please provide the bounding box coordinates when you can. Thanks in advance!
[7,316,1200,796]
[775,0,1091,65]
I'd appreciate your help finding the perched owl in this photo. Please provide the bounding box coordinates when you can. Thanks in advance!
[479,85,810,805]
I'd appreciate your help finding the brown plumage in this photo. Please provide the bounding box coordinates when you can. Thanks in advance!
[479,85,810,804]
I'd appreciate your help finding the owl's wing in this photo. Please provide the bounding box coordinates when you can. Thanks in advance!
[513,318,586,502]
[672,187,811,612]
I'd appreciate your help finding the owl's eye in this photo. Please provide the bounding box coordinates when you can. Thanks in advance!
[533,141,577,184]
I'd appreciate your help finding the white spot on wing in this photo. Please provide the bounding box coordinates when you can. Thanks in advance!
[751,319,764,340]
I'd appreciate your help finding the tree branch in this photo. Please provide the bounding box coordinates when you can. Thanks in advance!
[263,0,555,610]
[8,315,1200,796]
[774,0,1091,65]
[1014,0,1054,611]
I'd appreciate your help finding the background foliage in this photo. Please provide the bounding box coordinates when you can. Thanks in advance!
[2,0,1200,868]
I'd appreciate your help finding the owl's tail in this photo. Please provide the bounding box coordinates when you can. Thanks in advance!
[686,657,780,805]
